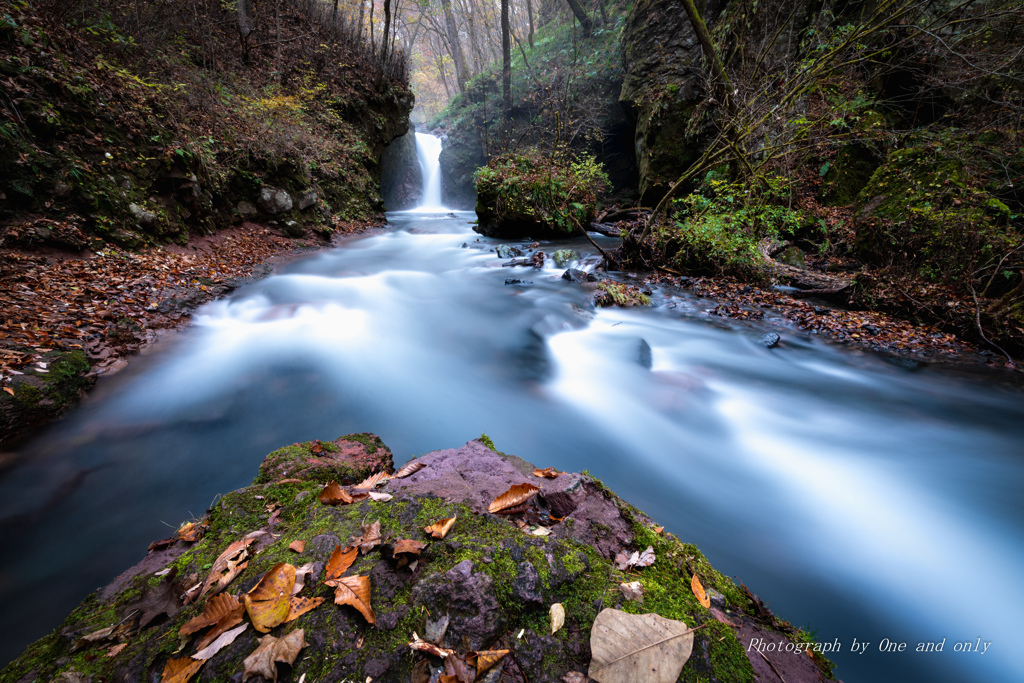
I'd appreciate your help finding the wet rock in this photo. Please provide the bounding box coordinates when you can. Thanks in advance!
[777,246,806,268]
[512,561,543,605]
[637,339,653,369]
[280,220,304,238]
[561,268,595,283]
[257,186,293,214]
[412,560,506,651]
[495,244,523,259]
[762,332,781,348]
[552,249,580,267]
[127,203,157,227]
[298,189,318,210]
[256,432,394,484]
[236,201,257,217]
[504,278,533,286]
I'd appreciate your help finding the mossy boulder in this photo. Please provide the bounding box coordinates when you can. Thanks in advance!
[819,143,882,206]
[0,436,836,683]
[0,349,94,448]
[255,433,395,485]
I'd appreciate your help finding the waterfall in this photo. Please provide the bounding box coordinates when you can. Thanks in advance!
[412,132,447,212]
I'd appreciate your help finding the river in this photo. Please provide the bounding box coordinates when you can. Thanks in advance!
[1,137,1022,683]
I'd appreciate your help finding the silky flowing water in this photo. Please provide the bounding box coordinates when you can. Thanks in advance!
[1,138,1022,683]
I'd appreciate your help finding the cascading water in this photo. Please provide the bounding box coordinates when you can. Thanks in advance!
[0,156,1022,682]
[410,132,446,212]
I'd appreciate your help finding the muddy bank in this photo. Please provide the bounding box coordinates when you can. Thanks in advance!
[0,434,836,683]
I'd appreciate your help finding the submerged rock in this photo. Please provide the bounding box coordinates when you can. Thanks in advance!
[0,435,837,683]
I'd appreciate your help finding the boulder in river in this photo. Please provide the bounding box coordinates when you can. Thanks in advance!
[0,435,838,683]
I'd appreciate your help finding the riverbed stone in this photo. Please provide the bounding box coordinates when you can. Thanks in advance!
[298,189,318,210]
[255,432,394,484]
[257,186,293,214]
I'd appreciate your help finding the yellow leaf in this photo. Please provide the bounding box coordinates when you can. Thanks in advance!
[245,563,296,632]
[160,657,204,683]
[424,516,456,539]
[488,483,540,514]
[550,603,565,634]
[691,575,710,609]
[329,575,375,625]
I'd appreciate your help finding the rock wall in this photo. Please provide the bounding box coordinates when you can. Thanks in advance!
[381,126,423,211]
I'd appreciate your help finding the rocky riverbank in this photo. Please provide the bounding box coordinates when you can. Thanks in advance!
[0,434,837,683]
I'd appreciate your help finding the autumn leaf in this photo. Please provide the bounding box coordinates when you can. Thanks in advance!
[160,657,204,683]
[424,615,450,645]
[488,483,540,514]
[470,649,509,677]
[350,521,382,554]
[619,581,644,602]
[393,539,426,556]
[691,575,711,609]
[176,522,205,543]
[329,575,375,625]
[192,623,248,661]
[424,516,456,539]
[285,596,324,622]
[368,491,393,501]
[588,609,694,683]
[288,540,305,553]
[550,603,565,635]
[353,471,390,489]
[317,481,354,505]
[131,573,184,629]
[393,460,425,478]
[532,467,562,478]
[614,546,655,571]
[409,632,453,658]
[180,593,243,636]
[325,544,358,580]
[292,562,316,596]
[242,630,308,683]
[200,535,259,598]
[710,607,741,627]
[244,563,296,633]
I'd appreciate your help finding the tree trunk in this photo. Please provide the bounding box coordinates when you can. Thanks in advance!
[275,0,282,83]
[526,0,534,48]
[441,0,468,93]
[564,0,593,36]
[382,0,393,64]
[236,0,254,62]
[502,0,512,115]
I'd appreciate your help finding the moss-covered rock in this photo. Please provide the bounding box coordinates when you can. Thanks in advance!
[255,433,395,485]
[0,349,94,448]
[0,435,836,683]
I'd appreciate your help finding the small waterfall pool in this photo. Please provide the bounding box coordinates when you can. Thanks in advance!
[0,136,1021,683]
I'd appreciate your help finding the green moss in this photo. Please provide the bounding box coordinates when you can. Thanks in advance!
[338,432,380,454]
[596,281,652,307]
[479,433,497,451]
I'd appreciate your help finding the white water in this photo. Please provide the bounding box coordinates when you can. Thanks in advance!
[409,132,446,212]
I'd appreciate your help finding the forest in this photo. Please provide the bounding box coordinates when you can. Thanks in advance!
[1,1,1023,683]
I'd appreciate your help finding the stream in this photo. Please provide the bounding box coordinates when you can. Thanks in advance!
[1,136,1023,683]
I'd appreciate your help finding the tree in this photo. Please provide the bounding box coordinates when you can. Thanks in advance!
[502,0,511,115]
[563,0,592,36]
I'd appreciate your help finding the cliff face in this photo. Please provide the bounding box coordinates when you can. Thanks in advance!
[381,126,423,211]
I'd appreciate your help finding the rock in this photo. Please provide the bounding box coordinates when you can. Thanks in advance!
[127,203,157,227]
[561,268,594,283]
[512,561,543,605]
[552,249,579,267]
[504,278,533,286]
[280,220,304,238]
[637,339,653,369]
[257,186,293,214]
[762,332,781,348]
[236,201,257,216]
[777,246,806,268]
[495,244,523,259]
[53,181,71,197]
[298,189,318,211]
[412,560,506,651]
[255,432,394,484]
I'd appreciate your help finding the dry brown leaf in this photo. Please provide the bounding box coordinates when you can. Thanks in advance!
[353,471,390,489]
[288,540,305,553]
[532,467,562,478]
[487,483,540,514]
[393,460,425,478]
[325,545,358,580]
[317,481,354,506]
[619,581,644,602]
[653,526,664,534]
[192,623,248,661]
[614,546,656,571]
[691,575,711,609]
[330,575,375,625]
[350,521,382,554]
[291,562,315,596]
[180,593,243,636]
[368,491,393,502]
[409,632,452,658]
[242,630,308,683]
[176,522,205,543]
[588,609,693,683]
[244,563,296,633]
[550,603,565,634]
[393,539,427,555]
[472,649,509,677]
[442,654,477,683]
[160,657,204,683]
[106,643,127,658]
[200,536,258,598]
[710,607,741,627]
[285,596,324,622]
[424,516,456,539]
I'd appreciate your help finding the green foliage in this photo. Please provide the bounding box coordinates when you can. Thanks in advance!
[474,149,608,234]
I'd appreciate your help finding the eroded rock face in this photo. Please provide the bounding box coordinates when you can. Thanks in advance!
[381,126,422,210]
[412,560,506,651]
[255,432,395,484]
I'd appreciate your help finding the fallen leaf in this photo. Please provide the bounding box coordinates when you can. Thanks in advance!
[424,516,456,539]
[619,581,644,602]
[488,483,540,514]
[177,522,204,543]
[442,653,477,683]
[588,609,694,683]
[562,673,587,683]
[531,526,553,536]
[106,643,127,657]
[410,632,452,658]
[131,573,184,629]
[291,562,316,596]
[325,545,358,579]
[614,546,656,571]
[242,629,308,683]
[393,539,427,555]
[470,649,509,677]
[160,657,204,683]
[328,575,375,624]
[353,471,390,489]
[288,540,305,553]
[192,623,248,661]
[350,521,382,554]
[285,596,324,622]
[393,460,425,478]
[425,615,450,645]
[317,481,354,505]
[368,491,393,502]
[653,526,664,534]
[74,622,131,651]
[533,467,562,478]
[180,593,243,636]
[550,603,565,635]
[148,536,177,551]
[635,546,655,567]
[200,536,258,598]
[710,607,741,627]
[691,575,711,609]
[244,563,296,633]
[3,387,13,396]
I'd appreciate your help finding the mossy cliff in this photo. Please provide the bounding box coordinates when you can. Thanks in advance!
[0,434,835,683]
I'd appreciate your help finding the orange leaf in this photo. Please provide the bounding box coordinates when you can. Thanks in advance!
[244,563,296,632]
[325,545,358,580]
[488,483,540,514]
[200,536,258,598]
[353,471,390,489]
[318,481,353,505]
[285,596,324,622]
[160,657,204,683]
[424,516,456,539]
[177,522,204,543]
[3,387,14,396]
[180,593,243,636]
[691,574,711,609]
[288,540,305,553]
[393,460,425,478]
[532,467,562,478]
[472,649,509,677]
[393,539,426,555]
[331,575,375,625]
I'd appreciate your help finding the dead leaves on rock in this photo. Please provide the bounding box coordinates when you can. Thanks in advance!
[424,515,456,539]
[160,657,204,683]
[550,603,565,635]
[200,535,259,598]
[353,471,390,489]
[488,483,540,514]
[326,574,375,625]
[588,609,694,683]
[288,540,305,553]
[690,575,711,609]
[619,581,644,602]
[325,544,358,579]
[393,460,425,478]
[350,521,382,554]
[614,546,655,571]
[317,481,367,506]
[242,629,308,683]
[192,623,248,661]
[180,593,245,650]
[532,467,563,478]
[244,563,325,632]
[468,649,509,677]
[132,572,185,629]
